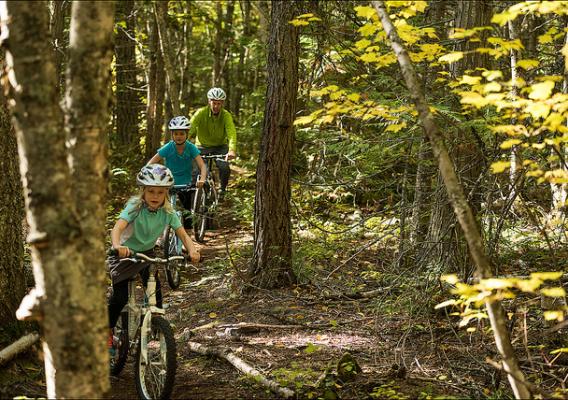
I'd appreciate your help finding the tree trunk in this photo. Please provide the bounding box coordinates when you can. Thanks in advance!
[0,50,25,326]
[232,0,252,119]
[1,1,114,397]
[65,1,115,395]
[221,0,235,110]
[115,0,139,148]
[49,0,70,95]
[425,0,489,279]
[145,11,166,159]
[373,2,531,398]
[155,0,181,116]
[249,0,299,288]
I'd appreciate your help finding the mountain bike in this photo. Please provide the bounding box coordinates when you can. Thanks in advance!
[193,154,229,242]
[162,184,196,289]
[109,251,183,400]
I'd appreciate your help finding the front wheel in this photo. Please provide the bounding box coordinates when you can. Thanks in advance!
[134,316,177,400]
[164,226,181,289]
[193,187,207,243]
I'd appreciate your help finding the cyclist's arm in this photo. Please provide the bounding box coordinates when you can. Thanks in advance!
[195,155,207,188]
[176,226,200,263]
[224,111,237,159]
[111,219,131,258]
[147,153,163,164]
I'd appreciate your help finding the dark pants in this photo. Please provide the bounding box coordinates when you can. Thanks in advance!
[108,266,162,328]
[177,190,193,229]
[193,145,230,191]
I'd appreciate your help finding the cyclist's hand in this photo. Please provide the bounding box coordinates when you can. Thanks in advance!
[196,179,205,189]
[115,246,131,258]
[227,150,236,160]
[188,249,200,264]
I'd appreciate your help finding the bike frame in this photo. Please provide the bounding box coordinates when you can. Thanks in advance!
[123,255,183,365]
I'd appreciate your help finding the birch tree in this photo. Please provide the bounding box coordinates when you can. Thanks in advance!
[372,2,531,398]
[0,1,115,397]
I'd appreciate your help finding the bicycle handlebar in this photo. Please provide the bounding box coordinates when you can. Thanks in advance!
[108,248,185,263]
[200,154,230,161]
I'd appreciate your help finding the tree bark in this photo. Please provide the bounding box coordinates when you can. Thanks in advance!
[155,0,181,116]
[49,0,70,95]
[64,1,115,395]
[232,0,252,119]
[249,0,299,288]
[425,0,489,279]
[145,10,166,159]
[115,0,139,148]
[372,2,531,398]
[1,1,114,397]
[0,49,26,326]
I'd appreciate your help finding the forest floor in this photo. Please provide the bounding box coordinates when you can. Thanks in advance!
[4,182,565,399]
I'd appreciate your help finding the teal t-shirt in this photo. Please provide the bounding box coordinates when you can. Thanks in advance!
[119,199,182,252]
[157,140,201,185]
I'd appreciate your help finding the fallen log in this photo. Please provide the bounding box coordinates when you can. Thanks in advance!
[0,332,40,367]
[188,341,294,398]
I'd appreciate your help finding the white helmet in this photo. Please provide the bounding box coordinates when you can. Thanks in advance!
[168,116,190,130]
[137,164,174,187]
[207,87,226,101]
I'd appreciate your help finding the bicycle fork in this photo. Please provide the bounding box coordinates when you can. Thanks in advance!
[139,274,165,366]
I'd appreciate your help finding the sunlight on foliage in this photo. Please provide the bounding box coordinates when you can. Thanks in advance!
[437,272,567,327]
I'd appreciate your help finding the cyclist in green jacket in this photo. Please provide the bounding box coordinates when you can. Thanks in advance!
[189,87,236,199]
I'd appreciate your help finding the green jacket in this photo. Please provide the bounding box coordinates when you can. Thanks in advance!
[189,106,237,152]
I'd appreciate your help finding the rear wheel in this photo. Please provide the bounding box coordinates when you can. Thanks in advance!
[206,184,219,230]
[110,312,129,376]
[164,226,181,289]
[193,187,207,242]
[134,316,177,400]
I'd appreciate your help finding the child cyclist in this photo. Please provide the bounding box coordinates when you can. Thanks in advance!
[107,164,200,333]
[148,115,207,229]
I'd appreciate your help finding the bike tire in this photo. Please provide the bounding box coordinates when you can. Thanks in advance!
[193,187,207,243]
[206,184,219,230]
[164,226,181,289]
[134,316,177,400]
[110,311,129,376]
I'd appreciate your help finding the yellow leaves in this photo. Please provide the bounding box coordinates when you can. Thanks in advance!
[385,122,407,132]
[531,272,563,281]
[528,80,555,100]
[209,312,217,318]
[538,33,553,44]
[544,311,565,322]
[483,82,502,93]
[360,52,381,63]
[516,59,539,70]
[458,75,482,85]
[490,161,511,174]
[491,9,521,26]
[294,115,318,126]
[459,91,489,108]
[359,22,380,37]
[354,5,376,20]
[482,70,503,81]
[289,19,309,27]
[355,39,372,50]
[541,287,567,298]
[500,139,522,149]
[544,169,568,184]
[439,52,464,63]
[525,102,551,119]
[289,13,321,26]
[346,93,361,102]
